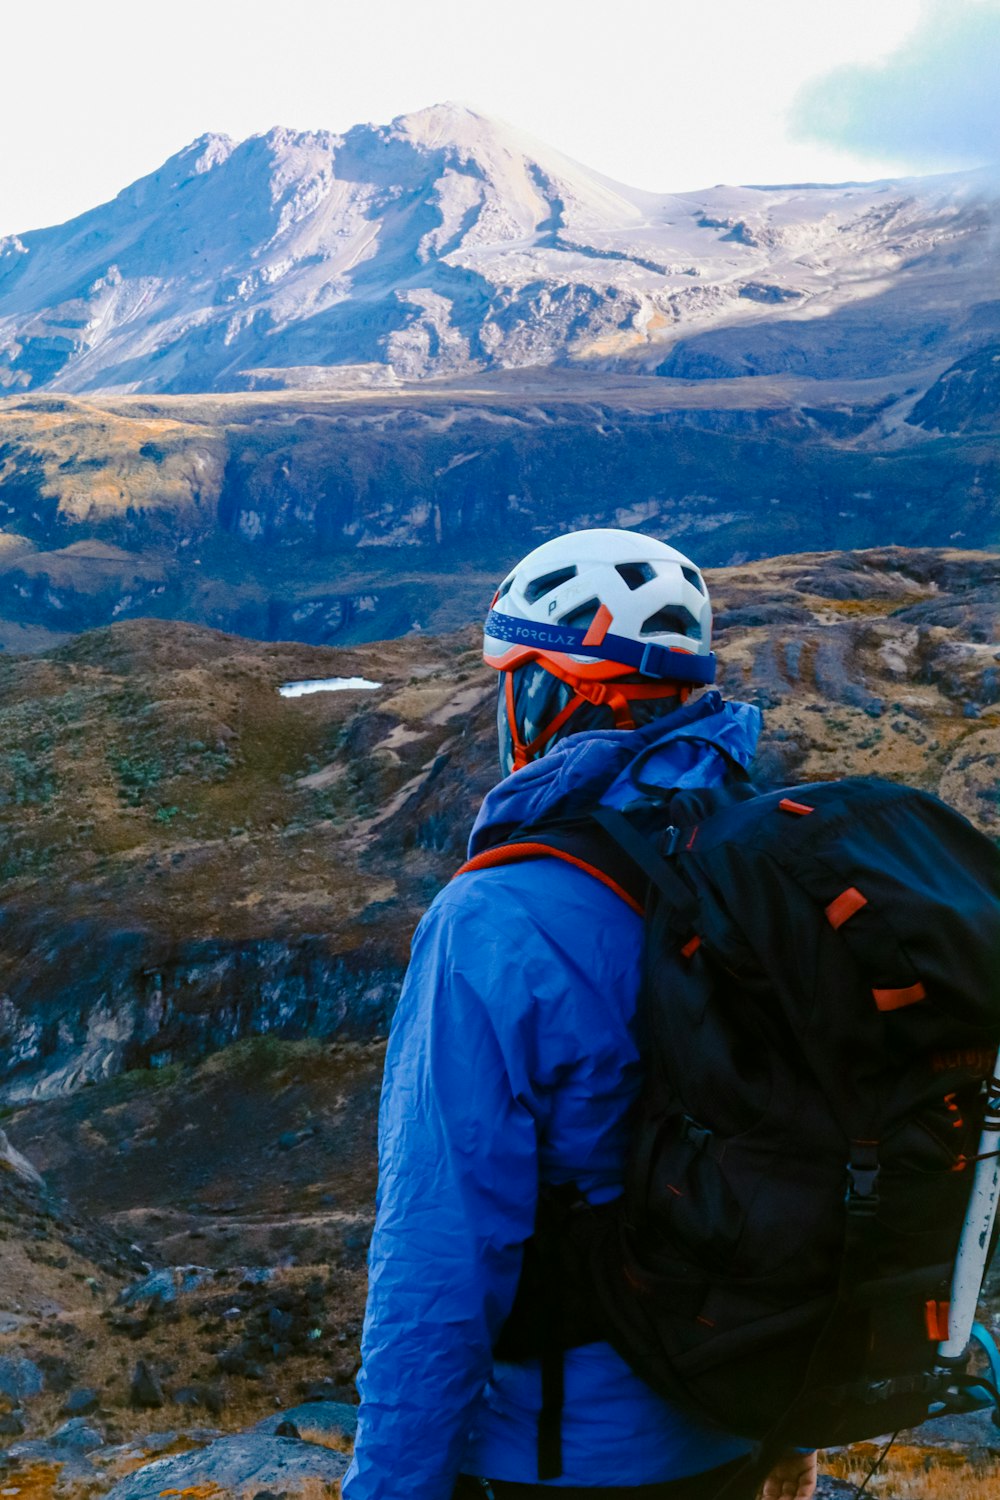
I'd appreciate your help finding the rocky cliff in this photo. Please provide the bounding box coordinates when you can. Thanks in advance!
[0,377,997,652]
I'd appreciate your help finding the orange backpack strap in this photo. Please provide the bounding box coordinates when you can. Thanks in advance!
[454,839,644,916]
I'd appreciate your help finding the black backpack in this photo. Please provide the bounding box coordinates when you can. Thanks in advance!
[457,775,1000,1479]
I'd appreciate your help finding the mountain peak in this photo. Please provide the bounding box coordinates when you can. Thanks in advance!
[166,131,239,177]
[389,100,498,144]
[387,100,570,175]
[188,132,238,170]
[0,104,995,396]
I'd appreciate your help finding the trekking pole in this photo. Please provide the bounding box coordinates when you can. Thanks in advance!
[937,1062,1000,1365]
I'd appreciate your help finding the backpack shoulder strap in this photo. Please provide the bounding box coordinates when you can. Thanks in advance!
[590,805,697,920]
[455,836,645,916]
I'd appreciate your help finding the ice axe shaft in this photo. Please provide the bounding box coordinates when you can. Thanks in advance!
[938,1064,1000,1363]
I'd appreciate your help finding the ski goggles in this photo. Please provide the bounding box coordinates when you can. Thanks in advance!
[498,656,689,772]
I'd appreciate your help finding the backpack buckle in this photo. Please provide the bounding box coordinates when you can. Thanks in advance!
[682,1115,713,1152]
[846,1141,881,1210]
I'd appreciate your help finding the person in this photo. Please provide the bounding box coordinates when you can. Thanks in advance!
[343,529,819,1500]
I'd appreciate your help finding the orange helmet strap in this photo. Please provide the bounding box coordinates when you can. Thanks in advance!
[503,661,688,770]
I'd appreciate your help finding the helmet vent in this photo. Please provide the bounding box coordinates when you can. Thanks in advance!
[560,598,601,632]
[681,566,705,595]
[641,606,702,640]
[496,577,514,600]
[524,566,577,605]
[616,562,656,590]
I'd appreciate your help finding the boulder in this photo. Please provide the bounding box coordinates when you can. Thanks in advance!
[0,1355,44,1400]
[61,1386,100,1416]
[36,1352,72,1394]
[171,1382,225,1414]
[129,1360,165,1409]
[50,1416,105,1451]
[103,1431,348,1498]
[298,1377,357,1403]
[118,1267,178,1306]
[117,1264,213,1307]
[899,1406,1000,1452]
[254,1399,358,1450]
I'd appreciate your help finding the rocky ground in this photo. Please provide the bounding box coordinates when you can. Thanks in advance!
[0,1040,372,1496]
[0,546,998,1495]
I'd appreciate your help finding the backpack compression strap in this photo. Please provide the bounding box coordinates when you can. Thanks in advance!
[454,838,645,916]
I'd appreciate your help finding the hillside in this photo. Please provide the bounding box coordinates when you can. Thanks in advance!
[0,545,996,1108]
[0,546,997,1492]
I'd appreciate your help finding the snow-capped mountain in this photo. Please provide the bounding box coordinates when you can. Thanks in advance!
[0,102,996,394]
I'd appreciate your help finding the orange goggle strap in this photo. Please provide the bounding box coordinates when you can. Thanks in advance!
[503,659,689,771]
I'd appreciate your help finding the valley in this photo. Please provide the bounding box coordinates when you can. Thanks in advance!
[0,368,996,653]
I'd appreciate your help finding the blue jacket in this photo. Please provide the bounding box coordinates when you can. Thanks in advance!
[344,692,762,1499]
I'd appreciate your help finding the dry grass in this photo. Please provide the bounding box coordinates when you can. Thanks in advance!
[0,1463,64,1499]
[822,1444,1000,1499]
[0,398,225,521]
[803,594,936,617]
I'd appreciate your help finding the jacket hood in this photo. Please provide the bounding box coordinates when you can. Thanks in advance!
[468,691,762,857]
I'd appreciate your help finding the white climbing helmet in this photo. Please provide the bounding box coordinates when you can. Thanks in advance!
[484,528,715,686]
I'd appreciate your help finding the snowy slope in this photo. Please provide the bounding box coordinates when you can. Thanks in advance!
[0,103,996,394]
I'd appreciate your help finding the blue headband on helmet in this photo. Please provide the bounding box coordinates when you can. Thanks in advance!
[484,609,716,685]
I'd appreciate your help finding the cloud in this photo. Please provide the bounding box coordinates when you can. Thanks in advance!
[790,1,1000,168]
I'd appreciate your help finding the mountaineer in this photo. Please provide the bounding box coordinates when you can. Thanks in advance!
[343,528,818,1500]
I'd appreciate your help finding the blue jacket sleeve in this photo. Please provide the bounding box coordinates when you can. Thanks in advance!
[343,888,543,1500]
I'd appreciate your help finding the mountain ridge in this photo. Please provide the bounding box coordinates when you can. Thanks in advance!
[2,103,997,394]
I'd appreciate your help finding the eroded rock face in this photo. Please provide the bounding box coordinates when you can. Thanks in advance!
[908,343,1000,433]
[0,932,402,1105]
[0,1353,44,1400]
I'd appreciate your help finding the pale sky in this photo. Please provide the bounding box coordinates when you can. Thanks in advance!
[1,0,997,238]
